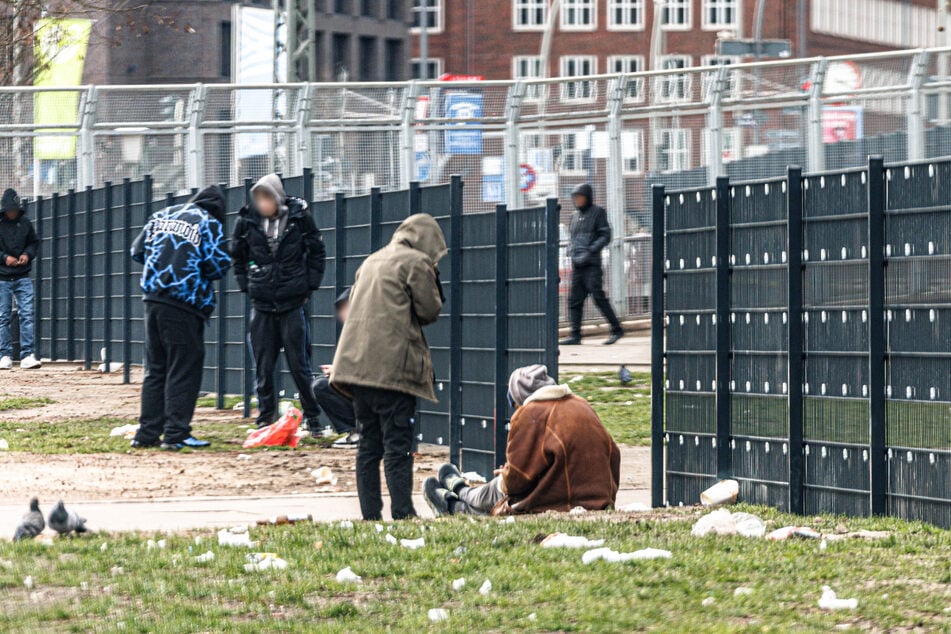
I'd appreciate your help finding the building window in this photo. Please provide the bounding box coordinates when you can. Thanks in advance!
[561,0,596,30]
[513,55,544,99]
[387,0,403,20]
[219,21,232,79]
[333,33,351,81]
[560,133,586,174]
[703,0,739,29]
[359,36,378,81]
[608,0,644,30]
[622,130,644,174]
[656,54,692,102]
[655,128,690,172]
[514,0,548,30]
[362,0,379,18]
[385,38,404,81]
[560,55,597,101]
[608,55,644,100]
[335,0,351,14]
[411,57,443,80]
[661,0,691,29]
[412,0,443,33]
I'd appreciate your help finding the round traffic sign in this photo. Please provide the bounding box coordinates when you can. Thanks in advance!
[519,164,537,192]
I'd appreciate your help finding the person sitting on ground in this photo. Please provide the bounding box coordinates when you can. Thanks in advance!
[424,364,620,516]
[311,288,359,448]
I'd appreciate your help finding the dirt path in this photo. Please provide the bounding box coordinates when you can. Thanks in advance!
[0,365,650,502]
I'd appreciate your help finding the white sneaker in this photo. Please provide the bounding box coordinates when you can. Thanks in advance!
[0,356,11,370]
[333,432,360,448]
[19,355,41,369]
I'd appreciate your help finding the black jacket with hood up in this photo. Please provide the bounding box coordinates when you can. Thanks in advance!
[231,196,326,314]
[568,183,610,268]
[0,189,39,281]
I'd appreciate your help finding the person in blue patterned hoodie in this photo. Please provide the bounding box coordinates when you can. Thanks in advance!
[130,185,232,451]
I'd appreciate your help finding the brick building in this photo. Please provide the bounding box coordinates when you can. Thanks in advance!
[410,0,944,80]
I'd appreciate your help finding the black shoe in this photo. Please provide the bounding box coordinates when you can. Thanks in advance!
[160,442,183,452]
[160,437,211,452]
[604,332,624,345]
[559,336,582,346]
[130,439,159,449]
[438,463,467,494]
[423,477,457,517]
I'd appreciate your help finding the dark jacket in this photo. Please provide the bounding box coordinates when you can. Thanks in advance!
[231,197,326,313]
[0,189,39,281]
[131,186,232,319]
[568,183,611,268]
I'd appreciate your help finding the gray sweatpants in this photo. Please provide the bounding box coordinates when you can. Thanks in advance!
[452,476,505,515]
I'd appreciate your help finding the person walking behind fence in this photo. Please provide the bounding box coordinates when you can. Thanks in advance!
[0,189,41,370]
[331,214,447,521]
[130,186,231,451]
[424,364,620,516]
[560,183,624,346]
[231,174,326,433]
[311,288,360,447]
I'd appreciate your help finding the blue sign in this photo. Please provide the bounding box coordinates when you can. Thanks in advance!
[415,152,431,182]
[482,174,503,203]
[444,92,483,155]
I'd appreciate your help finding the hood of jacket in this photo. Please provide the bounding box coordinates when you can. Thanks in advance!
[572,183,593,210]
[189,185,227,224]
[390,214,448,264]
[251,173,287,206]
[1,188,24,220]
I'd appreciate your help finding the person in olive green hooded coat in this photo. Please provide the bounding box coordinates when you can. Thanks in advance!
[331,213,447,520]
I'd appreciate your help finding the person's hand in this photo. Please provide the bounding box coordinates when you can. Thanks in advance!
[16,254,28,266]
[5,256,17,267]
[320,364,333,374]
[493,464,505,476]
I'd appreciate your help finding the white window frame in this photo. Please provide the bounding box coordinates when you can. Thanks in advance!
[513,0,548,31]
[661,0,692,30]
[622,129,645,175]
[512,55,544,100]
[410,0,443,34]
[559,132,587,175]
[654,128,691,173]
[560,55,598,102]
[560,0,597,31]
[608,55,645,101]
[703,126,743,165]
[702,0,740,30]
[656,54,692,103]
[410,57,443,80]
[608,0,646,31]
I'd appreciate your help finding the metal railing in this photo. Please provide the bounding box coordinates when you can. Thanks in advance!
[7,47,951,324]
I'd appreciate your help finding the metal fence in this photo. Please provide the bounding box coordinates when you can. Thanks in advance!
[24,175,559,477]
[8,47,951,323]
[651,156,951,528]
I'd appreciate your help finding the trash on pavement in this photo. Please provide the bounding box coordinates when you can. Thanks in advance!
[400,537,425,550]
[452,577,466,591]
[243,407,303,449]
[617,502,650,512]
[581,547,672,564]
[237,454,251,461]
[428,608,449,622]
[766,526,821,541]
[194,551,215,563]
[244,553,288,572]
[700,479,739,507]
[479,579,493,595]
[311,467,337,486]
[818,586,858,610]
[336,566,362,584]
[218,526,256,548]
[109,424,139,439]
[540,533,606,549]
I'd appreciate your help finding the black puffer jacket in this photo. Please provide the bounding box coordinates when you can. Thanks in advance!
[231,197,326,313]
[568,183,610,268]
[0,189,39,281]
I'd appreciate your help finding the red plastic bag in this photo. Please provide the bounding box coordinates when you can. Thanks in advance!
[243,407,303,448]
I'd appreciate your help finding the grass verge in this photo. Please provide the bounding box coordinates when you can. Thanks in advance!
[0,396,53,412]
[0,507,947,632]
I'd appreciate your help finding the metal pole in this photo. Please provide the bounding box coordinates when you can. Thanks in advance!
[940,0,951,123]
[494,203,510,470]
[49,193,59,360]
[66,189,77,360]
[545,197,560,381]
[400,82,421,189]
[539,0,564,79]
[449,175,465,466]
[33,196,43,359]
[706,65,728,186]
[123,178,133,384]
[606,76,628,317]
[907,51,929,162]
[786,166,804,515]
[242,178,254,419]
[867,156,887,516]
[103,182,113,373]
[504,82,526,207]
[417,2,429,79]
[83,186,94,370]
[806,59,828,173]
[714,176,732,480]
[650,184,666,508]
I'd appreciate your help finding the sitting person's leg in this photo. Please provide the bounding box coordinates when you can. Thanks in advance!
[312,375,356,434]
[451,477,504,516]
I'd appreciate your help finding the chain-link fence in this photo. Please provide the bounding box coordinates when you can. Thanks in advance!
[9,48,951,324]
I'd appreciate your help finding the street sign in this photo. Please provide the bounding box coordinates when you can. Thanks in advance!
[519,164,537,192]
[444,92,483,155]
[415,152,431,182]
[716,38,792,58]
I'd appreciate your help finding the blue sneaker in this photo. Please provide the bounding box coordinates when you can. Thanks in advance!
[160,437,211,451]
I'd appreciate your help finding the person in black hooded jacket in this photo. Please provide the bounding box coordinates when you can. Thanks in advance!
[0,188,41,370]
[560,183,624,346]
[231,173,326,431]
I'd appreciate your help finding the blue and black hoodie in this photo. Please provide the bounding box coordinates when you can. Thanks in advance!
[131,186,232,320]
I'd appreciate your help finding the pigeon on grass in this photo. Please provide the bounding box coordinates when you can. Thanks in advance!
[48,501,88,537]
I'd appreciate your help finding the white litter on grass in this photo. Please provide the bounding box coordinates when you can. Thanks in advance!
[375,524,384,533]
[700,479,739,507]
[338,520,354,529]
[218,527,256,548]
[335,566,362,584]
[691,509,765,538]
[820,540,828,551]
[110,566,124,577]
[527,613,537,622]
[146,539,167,551]
[194,551,215,563]
[819,586,858,610]
[23,575,33,590]
[100,542,108,552]
[244,554,288,572]
[400,537,425,550]
[732,512,767,538]
[384,534,398,545]
[109,424,139,438]
[427,608,449,623]
[766,526,821,541]
[569,506,587,515]
[461,471,487,484]
[237,454,251,461]
[479,580,493,595]
[451,577,466,591]
[617,502,650,512]
[701,597,715,607]
[540,533,606,549]
[581,547,672,564]
[500,516,516,524]
[734,587,754,597]
[312,467,337,486]
[0,438,9,450]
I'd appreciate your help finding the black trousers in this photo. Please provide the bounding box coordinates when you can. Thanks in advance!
[249,307,320,424]
[313,375,356,434]
[136,302,205,445]
[567,264,623,337]
[352,386,417,521]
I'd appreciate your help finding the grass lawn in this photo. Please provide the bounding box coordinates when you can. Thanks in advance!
[566,371,651,446]
[0,396,53,412]
[1,506,948,632]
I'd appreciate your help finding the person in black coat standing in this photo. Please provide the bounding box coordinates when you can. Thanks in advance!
[0,189,41,370]
[231,174,326,431]
[560,183,624,346]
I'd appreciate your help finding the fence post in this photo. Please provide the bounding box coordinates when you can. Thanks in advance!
[185,84,207,191]
[77,86,97,190]
[409,181,422,216]
[334,191,347,343]
[606,75,628,318]
[906,51,929,162]
[503,81,526,208]
[49,193,59,360]
[123,178,133,384]
[216,261,228,409]
[706,65,729,186]
[650,184,666,508]
[494,203,510,469]
[302,166,314,204]
[715,176,732,479]
[66,189,77,360]
[242,179,254,419]
[102,182,113,372]
[806,59,828,174]
[369,186,383,251]
[83,186,94,370]
[867,155,887,515]
[545,197,560,381]
[449,175,465,466]
[295,84,315,173]
[399,81,421,189]
[786,166,805,515]
[34,196,43,359]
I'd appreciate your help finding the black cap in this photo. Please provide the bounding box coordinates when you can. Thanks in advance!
[334,288,351,308]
